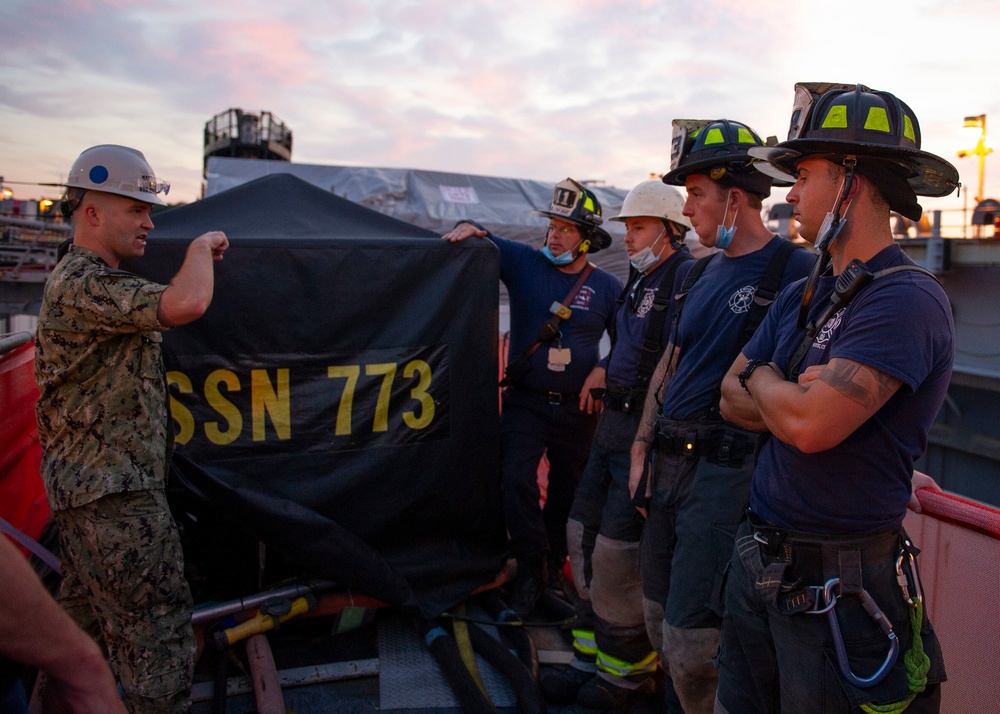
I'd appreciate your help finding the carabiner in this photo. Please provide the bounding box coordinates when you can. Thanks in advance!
[826,585,899,688]
[896,548,923,606]
[803,577,841,616]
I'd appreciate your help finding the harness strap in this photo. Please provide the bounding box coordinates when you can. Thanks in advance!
[632,252,695,392]
[786,263,940,379]
[500,262,595,387]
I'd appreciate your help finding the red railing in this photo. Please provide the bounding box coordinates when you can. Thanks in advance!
[904,489,1000,709]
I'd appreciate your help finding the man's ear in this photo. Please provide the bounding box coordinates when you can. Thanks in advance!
[84,203,101,227]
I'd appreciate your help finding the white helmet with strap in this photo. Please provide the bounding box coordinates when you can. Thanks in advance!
[612,179,692,247]
[64,144,170,206]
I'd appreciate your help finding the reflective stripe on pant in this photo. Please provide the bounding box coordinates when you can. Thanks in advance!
[567,408,655,677]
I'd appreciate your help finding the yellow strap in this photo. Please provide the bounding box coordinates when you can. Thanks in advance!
[452,602,488,698]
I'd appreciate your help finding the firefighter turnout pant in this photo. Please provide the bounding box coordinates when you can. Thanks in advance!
[566,407,657,683]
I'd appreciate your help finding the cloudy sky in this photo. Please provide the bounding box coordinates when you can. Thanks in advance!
[3,0,999,230]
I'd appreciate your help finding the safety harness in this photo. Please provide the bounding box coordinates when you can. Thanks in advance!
[752,258,942,707]
[601,252,695,412]
[747,514,930,707]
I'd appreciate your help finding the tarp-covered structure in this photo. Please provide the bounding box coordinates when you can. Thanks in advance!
[127,174,506,618]
[206,156,636,282]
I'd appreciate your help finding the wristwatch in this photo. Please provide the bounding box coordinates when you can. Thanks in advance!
[738,359,773,395]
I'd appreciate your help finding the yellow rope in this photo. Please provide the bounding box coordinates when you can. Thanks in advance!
[860,603,930,714]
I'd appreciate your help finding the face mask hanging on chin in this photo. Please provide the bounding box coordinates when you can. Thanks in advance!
[815,166,855,254]
[629,230,666,272]
[815,211,847,253]
[541,245,576,266]
[715,189,738,250]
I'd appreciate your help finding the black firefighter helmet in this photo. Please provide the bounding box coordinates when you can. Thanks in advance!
[749,82,961,220]
[536,178,613,253]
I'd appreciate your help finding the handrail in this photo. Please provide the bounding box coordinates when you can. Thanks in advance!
[914,487,1000,537]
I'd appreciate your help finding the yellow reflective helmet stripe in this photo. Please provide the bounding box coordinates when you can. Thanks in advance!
[821,105,849,129]
[903,115,916,142]
[704,127,726,145]
[583,196,595,213]
[864,106,891,133]
[737,127,756,144]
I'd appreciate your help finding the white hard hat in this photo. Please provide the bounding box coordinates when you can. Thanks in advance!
[64,144,169,206]
[611,180,691,230]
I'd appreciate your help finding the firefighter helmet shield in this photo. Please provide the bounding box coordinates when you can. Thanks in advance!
[537,178,612,252]
[64,145,170,206]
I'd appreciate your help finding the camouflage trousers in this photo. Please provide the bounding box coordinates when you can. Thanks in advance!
[52,489,195,714]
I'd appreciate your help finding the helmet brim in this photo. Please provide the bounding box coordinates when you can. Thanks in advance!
[536,210,613,252]
[749,140,959,197]
[662,155,789,196]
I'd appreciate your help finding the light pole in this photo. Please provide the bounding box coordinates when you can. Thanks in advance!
[958,114,992,204]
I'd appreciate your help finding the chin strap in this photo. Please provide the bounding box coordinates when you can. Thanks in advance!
[797,158,856,329]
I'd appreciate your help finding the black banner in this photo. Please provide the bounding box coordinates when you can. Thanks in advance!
[129,175,506,617]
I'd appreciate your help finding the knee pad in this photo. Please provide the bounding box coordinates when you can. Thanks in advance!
[591,534,643,626]
[566,518,590,600]
[643,596,665,661]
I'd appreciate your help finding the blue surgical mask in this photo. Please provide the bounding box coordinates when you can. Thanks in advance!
[715,224,737,250]
[715,190,738,250]
[541,244,576,266]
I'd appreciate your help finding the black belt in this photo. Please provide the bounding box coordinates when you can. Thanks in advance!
[654,417,757,468]
[513,386,580,405]
[602,386,646,412]
[746,509,901,569]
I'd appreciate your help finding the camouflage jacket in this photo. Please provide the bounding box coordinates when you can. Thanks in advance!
[34,245,171,511]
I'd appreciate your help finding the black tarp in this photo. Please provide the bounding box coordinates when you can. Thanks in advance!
[127,174,506,618]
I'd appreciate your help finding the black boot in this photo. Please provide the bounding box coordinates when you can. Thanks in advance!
[540,662,596,705]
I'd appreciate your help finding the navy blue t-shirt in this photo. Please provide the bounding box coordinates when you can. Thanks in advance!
[490,234,621,393]
[745,244,954,534]
[606,248,691,389]
[661,237,816,420]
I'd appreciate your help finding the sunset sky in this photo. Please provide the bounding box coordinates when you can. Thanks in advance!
[3,0,999,228]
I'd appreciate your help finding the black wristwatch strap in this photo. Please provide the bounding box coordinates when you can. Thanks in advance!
[739,359,773,394]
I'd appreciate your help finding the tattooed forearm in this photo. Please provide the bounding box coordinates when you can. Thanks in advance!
[818,359,900,409]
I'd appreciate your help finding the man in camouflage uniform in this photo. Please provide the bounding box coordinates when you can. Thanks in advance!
[34,145,229,713]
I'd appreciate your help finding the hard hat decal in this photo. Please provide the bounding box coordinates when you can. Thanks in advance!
[821,106,848,129]
[704,128,725,145]
[864,107,890,133]
[89,165,110,184]
[737,127,756,144]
